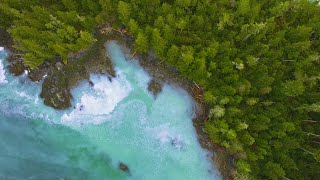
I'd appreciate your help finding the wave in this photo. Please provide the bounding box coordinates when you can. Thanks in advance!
[0,47,8,84]
[61,73,132,125]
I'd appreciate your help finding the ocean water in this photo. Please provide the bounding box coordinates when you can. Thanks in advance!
[0,41,220,180]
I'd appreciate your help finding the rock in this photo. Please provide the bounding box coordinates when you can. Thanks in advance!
[119,162,130,173]
[89,80,94,87]
[79,105,84,111]
[107,76,112,82]
[171,138,179,146]
[55,62,64,71]
[171,137,185,150]
[8,60,26,76]
[56,92,64,102]
[38,34,115,110]
[6,53,28,76]
[28,61,51,82]
[40,73,72,109]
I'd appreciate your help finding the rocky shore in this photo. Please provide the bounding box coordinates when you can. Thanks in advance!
[1,27,234,179]
[104,31,236,179]
[1,28,115,109]
[39,33,116,109]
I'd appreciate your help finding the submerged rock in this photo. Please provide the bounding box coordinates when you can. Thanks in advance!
[88,80,94,87]
[119,162,130,173]
[171,137,185,151]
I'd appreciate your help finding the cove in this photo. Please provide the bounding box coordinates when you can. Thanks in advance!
[0,41,220,179]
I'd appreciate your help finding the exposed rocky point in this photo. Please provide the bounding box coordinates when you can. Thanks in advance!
[28,61,51,82]
[40,68,72,110]
[39,33,116,109]
[8,59,26,76]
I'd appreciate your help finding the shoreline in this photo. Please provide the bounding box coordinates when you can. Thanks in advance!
[104,31,235,179]
[1,28,234,179]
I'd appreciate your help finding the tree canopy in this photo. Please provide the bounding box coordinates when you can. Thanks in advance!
[1,0,320,179]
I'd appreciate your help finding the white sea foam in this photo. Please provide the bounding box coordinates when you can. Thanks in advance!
[61,74,132,125]
[0,47,4,51]
[146,124,185,150]
[131,60,151,91]
[34,97,39,104]
[0,58,7,84]
[18,91,28,97]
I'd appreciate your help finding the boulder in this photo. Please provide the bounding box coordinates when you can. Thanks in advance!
[8,60,26,76]
[119,162,130,173]
[40,74,72,109]
[88,80,94,87]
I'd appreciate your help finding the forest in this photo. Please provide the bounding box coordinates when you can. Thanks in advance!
[1,0,320,179]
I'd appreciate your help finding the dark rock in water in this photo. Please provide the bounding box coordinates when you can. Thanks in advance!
[119,162,130,173]
[171,137,185,151]
[107,76,112,82]
[88,80,94,87]
[79,105,84,111]
[8,60,26,76]
[148,79,162,97]
[171,138,178,146]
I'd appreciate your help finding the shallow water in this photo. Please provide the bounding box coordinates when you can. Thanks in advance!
[0,42,220,179]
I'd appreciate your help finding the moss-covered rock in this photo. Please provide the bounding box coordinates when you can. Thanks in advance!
[40,69,72,110]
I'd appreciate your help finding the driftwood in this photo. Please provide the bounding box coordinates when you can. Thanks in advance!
[191,81,204,103]
[130,51,137,60]
[303,131,320,137]
[100,26,130,37]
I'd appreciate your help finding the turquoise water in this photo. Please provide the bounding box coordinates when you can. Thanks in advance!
[0,42,220,179]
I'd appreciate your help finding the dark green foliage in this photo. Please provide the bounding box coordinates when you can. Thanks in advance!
[1,0,320,179]
[0,0,99,68]
[96,0,320,179]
